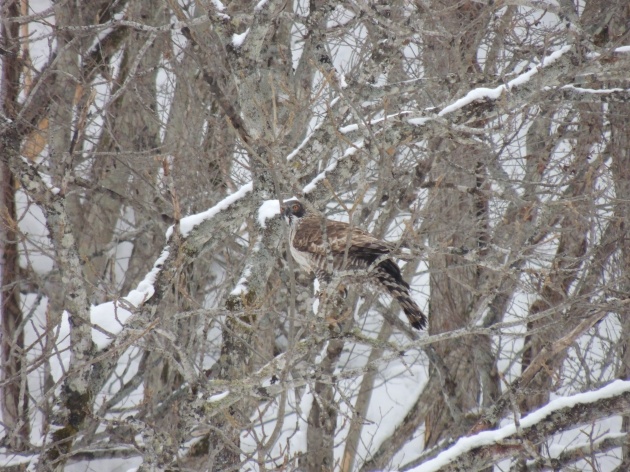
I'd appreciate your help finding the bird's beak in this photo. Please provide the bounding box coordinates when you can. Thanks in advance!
[281,204,289,217]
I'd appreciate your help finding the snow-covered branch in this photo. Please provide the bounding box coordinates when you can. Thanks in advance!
[403,381,630,472]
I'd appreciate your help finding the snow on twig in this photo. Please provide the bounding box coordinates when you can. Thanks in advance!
[254,0,270,11]
[438,45,572,116]
[302,141,364,194]
[232,29,250,48]
[257,200,282,228]
[561,84,629,94]
[286,120,327,161]
[166,182,254,239]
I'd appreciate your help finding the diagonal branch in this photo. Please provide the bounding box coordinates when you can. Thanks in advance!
[401,380,630,472]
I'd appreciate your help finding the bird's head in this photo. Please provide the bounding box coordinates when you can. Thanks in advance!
[282,199,306,224]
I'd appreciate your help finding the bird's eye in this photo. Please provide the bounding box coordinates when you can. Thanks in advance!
[292,204,299,212]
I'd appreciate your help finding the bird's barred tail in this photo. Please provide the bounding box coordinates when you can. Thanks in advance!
[397,294,427,330]
[376,265,427,330]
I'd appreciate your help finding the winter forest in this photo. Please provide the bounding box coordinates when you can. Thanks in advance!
[1,0,630,471]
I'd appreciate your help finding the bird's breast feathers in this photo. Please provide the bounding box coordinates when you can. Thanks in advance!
[288,239,315,273]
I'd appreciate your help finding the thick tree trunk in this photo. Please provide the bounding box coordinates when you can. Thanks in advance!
[610,99,630,468]
[519,103,599,413]
[424,143,495,447]
[302,338,344,472]
[421,0,497,448]
[0,159,30,455]
[1,0,30,456]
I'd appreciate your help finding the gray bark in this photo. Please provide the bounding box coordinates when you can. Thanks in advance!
[611,98,630,469]
[1,0,30,454]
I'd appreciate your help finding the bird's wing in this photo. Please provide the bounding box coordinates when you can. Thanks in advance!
[292,217,393,261]
[290,216,327,255]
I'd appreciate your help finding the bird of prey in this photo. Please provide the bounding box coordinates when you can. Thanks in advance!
[282,199,427,330]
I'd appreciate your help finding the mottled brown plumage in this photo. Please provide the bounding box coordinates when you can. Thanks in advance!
[283,199,427,330]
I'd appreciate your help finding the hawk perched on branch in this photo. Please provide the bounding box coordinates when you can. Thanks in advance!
[282,199,427,330]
